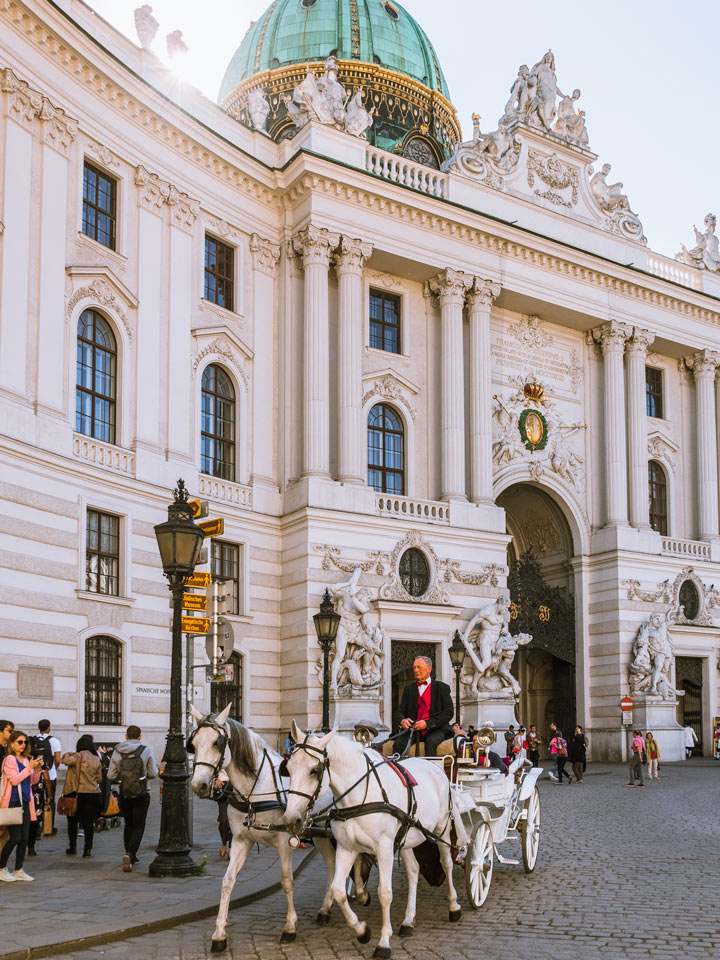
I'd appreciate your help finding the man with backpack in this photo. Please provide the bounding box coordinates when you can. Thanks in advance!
[32,719,61,831]
[107,725,157,871]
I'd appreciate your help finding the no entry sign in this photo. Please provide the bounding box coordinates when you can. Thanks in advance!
[620,696,634,711]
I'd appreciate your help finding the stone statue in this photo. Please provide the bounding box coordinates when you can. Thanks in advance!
[503,64,530,119]
[459,599,533,696]
[553,89,589,147]
[134,5,159,49]
[528,50,561,131]
[344,90,374,138]
[246,89,270,132]
[629,612,684,701]
[336,621,384,692]
[165,30,188,59]
[475,120,521,169]
[589,163,630,213]
[327,567,372,692]
[286,56,373,138]
[677,213,720,272]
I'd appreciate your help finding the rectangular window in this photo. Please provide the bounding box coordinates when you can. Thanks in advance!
[369,290,401,354]
[646,366,664,419]
[204,235,234,311]
[86,509,120,596]
[85,636,122,725]
[82,161,117,250]
[211,541,241,615]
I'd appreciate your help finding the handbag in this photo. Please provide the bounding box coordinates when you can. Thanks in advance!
[43,802,53,835]
[102,793,120,817]
[0,764,25,825]
[58,752,82,817]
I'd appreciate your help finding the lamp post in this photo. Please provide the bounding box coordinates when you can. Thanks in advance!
[150,479,204,878]
[449,630,466,728]
[314,589,340,733]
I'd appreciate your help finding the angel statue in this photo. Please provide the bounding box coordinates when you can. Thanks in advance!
[676,213,720,272]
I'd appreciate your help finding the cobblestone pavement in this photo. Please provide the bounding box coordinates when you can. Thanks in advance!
[35,761,720,960]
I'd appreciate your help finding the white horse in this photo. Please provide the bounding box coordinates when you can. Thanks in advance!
[283,721,468,960]
[189,705,367,952]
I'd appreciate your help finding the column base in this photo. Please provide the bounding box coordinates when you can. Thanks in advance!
[592,523,661,554]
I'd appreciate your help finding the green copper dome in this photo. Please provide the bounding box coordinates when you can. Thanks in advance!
[218,0,450,103]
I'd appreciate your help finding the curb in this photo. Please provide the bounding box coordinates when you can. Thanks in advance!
[1,848,317,960]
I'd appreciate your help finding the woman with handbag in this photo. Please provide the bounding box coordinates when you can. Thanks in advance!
[60,735,102,858]
[0,730,43,881]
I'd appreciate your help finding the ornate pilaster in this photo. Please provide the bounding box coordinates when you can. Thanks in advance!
[249,233,280,275]
[1,67,43,129]
[592,320,633,526]
[292,226,341,477]
[167,184,199,232]
[626,327,655,529]
[686,349,720,540]
[335,236,373,484]
[429,269,473,500]
[38,96,78,157]
[135,165,170,212]
[467,278,502,502]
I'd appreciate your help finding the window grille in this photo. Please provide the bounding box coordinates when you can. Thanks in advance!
[85,635,122,725]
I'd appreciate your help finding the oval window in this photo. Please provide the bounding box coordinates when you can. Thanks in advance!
[382,2,400,20]
[399,548,430,597]
[678,580,700,621]
[301,0,317,7]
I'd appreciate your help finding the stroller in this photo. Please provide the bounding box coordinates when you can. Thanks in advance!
[95,742,121,830]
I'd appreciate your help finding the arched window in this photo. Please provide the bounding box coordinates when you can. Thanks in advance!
[201,365,236,480]
[76,309,117,444]
[210,652,243,721]
[85,636,122,726]
[368,403,404,494]
[648,460,668,535]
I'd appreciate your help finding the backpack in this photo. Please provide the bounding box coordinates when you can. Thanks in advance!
[117,746,147,798]
[30,735,54,772]
[556,738,568,757]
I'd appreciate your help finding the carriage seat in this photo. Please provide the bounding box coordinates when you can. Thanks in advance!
[381,737,456,759]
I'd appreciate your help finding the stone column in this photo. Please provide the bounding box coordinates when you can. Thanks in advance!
[429,269,473,500]
[686,350,720,540]
[335,236,373,484]
[593,321,632,526]
[467,278,501,503]
[626,327,654,528]
[291,226,340,478]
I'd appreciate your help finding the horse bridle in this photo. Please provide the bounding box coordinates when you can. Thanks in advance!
[282,736,330,809]
[186,716,229,782]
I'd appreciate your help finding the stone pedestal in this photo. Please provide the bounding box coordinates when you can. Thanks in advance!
[331,691,387,735]
[461,692,518,744]
[631,696,685,762]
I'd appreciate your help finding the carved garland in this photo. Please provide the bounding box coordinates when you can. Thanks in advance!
[624,567,719,626]
[66,279,134,344]
[362,375,417,421]
[192,336,249,387]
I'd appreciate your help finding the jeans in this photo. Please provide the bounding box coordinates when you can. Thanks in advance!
[68,794,102,852]
[120,793,150,859]
[557,757,571,782]
[0,802,31,871]
[629,754,644,784]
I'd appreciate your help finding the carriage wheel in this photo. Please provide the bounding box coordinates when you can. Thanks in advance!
[520,787,541,873]
[464,821,493,909]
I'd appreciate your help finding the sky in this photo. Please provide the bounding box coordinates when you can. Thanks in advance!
[84,0,720,259]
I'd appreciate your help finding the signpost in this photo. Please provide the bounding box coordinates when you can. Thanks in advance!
[182,593,207,612]
[181,615,210,635]
[621,696,633,726]
[197,517,224,538]
[186,571,211,588]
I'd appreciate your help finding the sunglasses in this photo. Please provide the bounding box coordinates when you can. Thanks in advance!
[15,740,27,745]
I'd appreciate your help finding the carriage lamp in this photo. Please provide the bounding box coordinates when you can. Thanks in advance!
[314,589,341,733]
[449,630,466,728]
[150,479,202,878]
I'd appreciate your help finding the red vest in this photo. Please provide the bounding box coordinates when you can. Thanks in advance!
[417,684,431,733]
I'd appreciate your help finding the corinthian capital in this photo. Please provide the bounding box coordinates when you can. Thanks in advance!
[250,233,281,274]
[428,268,473,307]
[467,277,502,310]
[685,348,720,378]
[626,327,655,358]
[591,320,633,354]
[291,225,341,268]
[334,236,373,275]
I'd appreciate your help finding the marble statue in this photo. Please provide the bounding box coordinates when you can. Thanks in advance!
[503,65,530,119]
[475,120,521,169]
[133,5,158,49]
[629,612,684,701]
[336,622,384,692]
[459,598,533,696]
[246,89,270,132]
[327,567,373,692]
[589,163,630,213]
[676,213,720,272]
[286,56,373,138]
[344,90,374,138]
[165,30,188,59]
[528,50,560,131]
[553,89,589,147]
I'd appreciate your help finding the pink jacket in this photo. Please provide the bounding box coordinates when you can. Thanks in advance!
[1,755,41,821]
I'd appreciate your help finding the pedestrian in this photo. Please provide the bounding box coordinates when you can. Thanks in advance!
[107,725,157,872]
[682,725,698,759]
[549,729,572,783]
[505,725,516,758]
[547,723,559,780]
[627,729,645,787]
[645,732,660,779]
[31,719,61,833]
[513,726,527,761]
[0,729,43,882]
[26,762,50,858]
[568,726,587,783]
[284,730,295,754]
[0,720,15,855]
[526,725,541,767]
[60,735,103,857]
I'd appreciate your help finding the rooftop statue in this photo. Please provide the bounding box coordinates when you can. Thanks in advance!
[589,163,630,213]
[133,5,158,50]
[286,56,373,139]
[441,116,520,178]
[553,90,589,147]
[676,213,720,272]
[246,89,270,132]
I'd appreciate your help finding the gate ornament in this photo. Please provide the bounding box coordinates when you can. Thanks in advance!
[508,551,575,664]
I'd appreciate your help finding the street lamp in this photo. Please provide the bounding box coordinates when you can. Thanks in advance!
[449,630,466,728]
[314,589,340,733]
[150,479,204,878]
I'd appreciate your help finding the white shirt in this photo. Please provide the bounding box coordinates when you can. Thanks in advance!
[37,734,62,780]
[416,680,430,698]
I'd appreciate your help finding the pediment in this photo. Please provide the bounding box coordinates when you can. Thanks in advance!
[647,432,678,465]
[191,327,252,386]
[65,265,138,309]
[361,370,419,420]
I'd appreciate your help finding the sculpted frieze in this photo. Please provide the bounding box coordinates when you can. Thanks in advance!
[527,150,579,207]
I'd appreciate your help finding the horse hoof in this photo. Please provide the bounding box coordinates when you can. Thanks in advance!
[449,908,462,923]
[210,940,227,953]
[316,912,331,926]
[359,892,371,907]
[399,925,414,937]
[357,924,372,944]
[280,932,296,943]
[372,949,391,960]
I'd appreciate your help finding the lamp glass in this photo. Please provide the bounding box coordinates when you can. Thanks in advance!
[448,632,466,670]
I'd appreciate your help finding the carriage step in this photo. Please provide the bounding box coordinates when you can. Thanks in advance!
[494,853,519,865]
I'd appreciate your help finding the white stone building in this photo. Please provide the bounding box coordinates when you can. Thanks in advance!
[1,0,719,761]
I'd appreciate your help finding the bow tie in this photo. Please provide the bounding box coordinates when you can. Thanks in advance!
[417,681,429,687]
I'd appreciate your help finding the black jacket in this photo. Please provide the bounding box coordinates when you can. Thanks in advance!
[568,733,587,763]
[394,679,454,735]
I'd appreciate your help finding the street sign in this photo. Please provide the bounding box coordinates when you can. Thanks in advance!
[622,711,633,726]
[182,615,210,634]
[223,663,234,682]
[182,593,207,612]
[205,618,234,664]
[620,696,633,711]
[197,517,224,538]
[186,572,211,587]
[188,499,209,519]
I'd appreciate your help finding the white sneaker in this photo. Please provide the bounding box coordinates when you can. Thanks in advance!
[0,868,16,882]
[13,869,33,881]
[548,772,558,781]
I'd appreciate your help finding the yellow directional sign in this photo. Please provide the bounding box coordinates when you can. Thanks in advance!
[188,499,209,519]
[181,616,210,635]
[197,517,224,538]
[186,572,211,587]
[182,593,207,612]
